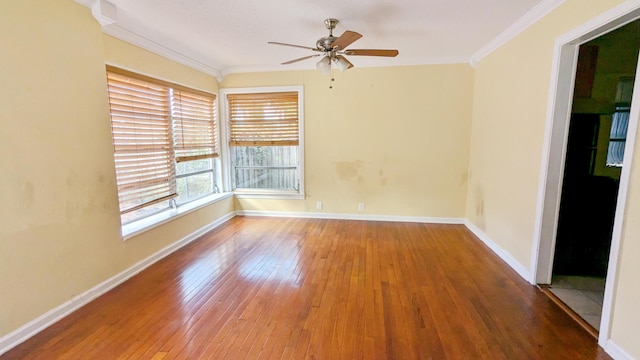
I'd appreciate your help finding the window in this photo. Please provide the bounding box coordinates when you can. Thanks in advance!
[606,77,634,167]
[222,86,304,198]
[606,105,629,167]
[106,66,219,224]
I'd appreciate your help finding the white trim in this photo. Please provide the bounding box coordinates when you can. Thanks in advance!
[233,193,305,200]
[102,25,223,81]
[89,0,116,26]
[0,212,235,357]
[470,0,566,67]
[605,340,635,360]
[221,56,470,77]
[530,43,580,285]
[219,85,305,197]
[553,1,640,46]
[76,0,223,81]
[600,43,640,347]
[527,0,640,351]
[122,192,233,239]
[464,220,532,283]
[74,0,95,7]
[236,209,464,224]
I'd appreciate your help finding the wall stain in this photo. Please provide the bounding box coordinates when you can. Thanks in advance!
[476,198,484,216]
[335,160,364,181]
[475,185,486,230]
[379,169,388,187]
[23,182,34,208]
[460,171,469,188]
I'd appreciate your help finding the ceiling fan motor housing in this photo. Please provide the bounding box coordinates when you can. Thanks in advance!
[317,18,339,51]
[316,36,337,52]
[268,17,398,68]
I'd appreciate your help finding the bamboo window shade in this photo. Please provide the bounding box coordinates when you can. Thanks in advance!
[227,92,299,146]
[172,90,218,162]
[106,70,176,214]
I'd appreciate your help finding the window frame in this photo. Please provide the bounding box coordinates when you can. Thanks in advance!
[105,65,223,230]
[219,86,305,199]
[606,104,630,167]
[606,76,635,168]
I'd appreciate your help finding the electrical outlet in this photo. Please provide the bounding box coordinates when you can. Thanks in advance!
[316,201,323,210]
[358,202,365,211]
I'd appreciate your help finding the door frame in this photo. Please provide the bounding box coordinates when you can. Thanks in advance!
[530,1,640,347]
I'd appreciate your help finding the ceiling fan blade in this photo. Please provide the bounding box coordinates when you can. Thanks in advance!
[282,54,320,65]
[344,49,399,57]
[336,55,354,70]
[331,30,363,50]
[268,41,320,51]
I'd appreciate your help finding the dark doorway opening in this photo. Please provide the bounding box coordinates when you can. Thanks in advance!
[549,20,639,332]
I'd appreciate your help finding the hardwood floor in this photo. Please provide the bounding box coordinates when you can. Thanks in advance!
[2,217,611,359]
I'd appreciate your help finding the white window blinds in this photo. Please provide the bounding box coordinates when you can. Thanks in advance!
[227,92,299,146]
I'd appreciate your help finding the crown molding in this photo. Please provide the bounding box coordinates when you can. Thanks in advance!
[470,0,566,67]
[222,56,470,77]
[77,0,562,76]
[89,0,116,26]
[102,25,223,81]
[76,0,223,81]
[75,0,95,7]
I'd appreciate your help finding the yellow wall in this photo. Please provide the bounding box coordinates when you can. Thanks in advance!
[467,0,625,272]
[0,0,233,339]
[222,66,474,218]
[104,35,217,94]
[3,0,640,357]
[467,0,639,356]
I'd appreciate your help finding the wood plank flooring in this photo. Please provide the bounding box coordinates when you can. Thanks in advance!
[2,217,611,359]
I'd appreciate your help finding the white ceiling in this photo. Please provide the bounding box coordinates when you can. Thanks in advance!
[83,0,552,77]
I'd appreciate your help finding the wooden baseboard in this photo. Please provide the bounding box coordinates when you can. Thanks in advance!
[538,284,598,339]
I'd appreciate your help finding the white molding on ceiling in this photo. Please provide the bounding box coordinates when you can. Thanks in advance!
[75,0,95,7]
[76,0,223,81]
[102,25,223,81]
[89,0,116,26]
[77,0,563,77]
[470,0,566,67]
[222,56,471,77]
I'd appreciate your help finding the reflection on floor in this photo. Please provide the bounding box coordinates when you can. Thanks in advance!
[549,276,605,330]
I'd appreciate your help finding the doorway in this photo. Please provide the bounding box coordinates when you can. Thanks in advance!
[533,6,640,347]
[549,21,640,329]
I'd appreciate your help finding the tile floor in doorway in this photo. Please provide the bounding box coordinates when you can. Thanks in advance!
[548,276,606,329]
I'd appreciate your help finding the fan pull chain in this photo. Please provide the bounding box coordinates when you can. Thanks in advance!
[329,67,335,89]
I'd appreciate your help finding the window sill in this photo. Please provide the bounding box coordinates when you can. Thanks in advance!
[233,190,305,200]
[121,192,233,240]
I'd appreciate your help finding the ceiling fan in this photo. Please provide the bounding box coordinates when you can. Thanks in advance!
[268,18,399,74]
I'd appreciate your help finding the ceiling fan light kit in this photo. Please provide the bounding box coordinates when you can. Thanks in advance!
[333,55,351,72]
[316,56,331,74]
[269,18,399,88]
